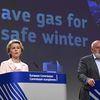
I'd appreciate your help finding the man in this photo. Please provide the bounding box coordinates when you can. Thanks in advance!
[77,40,100,100]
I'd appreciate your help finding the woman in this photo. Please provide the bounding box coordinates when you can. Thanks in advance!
[0,39,29,74]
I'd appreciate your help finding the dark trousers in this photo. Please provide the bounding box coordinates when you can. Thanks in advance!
[79,87,89,100]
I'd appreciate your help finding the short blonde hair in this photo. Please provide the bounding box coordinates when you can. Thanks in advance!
[6,39,24,55]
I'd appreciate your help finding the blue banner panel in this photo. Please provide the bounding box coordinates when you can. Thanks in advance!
[0,72,66,84]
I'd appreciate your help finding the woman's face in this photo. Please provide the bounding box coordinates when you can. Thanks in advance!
[9,43,22,59]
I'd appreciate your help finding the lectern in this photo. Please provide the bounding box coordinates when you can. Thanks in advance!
[89,80,100,100]
[0,72,67,100]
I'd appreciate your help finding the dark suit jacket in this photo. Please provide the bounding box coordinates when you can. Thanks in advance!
[77,54,100,100]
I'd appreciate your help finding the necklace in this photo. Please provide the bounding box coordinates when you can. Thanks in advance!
[11,58,21,63]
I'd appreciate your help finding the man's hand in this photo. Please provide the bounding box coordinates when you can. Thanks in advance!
[87,78,95,87]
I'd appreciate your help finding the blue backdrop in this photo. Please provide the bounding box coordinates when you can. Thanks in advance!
[0,0,100,100]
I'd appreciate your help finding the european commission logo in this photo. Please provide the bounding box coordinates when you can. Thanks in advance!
[0,83,27,100]
[87,0,100,27]
[89,80,100,100]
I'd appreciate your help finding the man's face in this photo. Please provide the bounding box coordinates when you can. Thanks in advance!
[92,42,100,54]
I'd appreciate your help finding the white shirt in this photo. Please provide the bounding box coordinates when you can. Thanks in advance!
[13,62,22,70]
[93,54,100,76]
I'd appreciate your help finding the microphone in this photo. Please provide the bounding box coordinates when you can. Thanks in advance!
[33,62,40,69]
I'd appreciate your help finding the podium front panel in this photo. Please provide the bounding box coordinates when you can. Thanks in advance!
[89,80,100,100]
[0,72,67,100]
